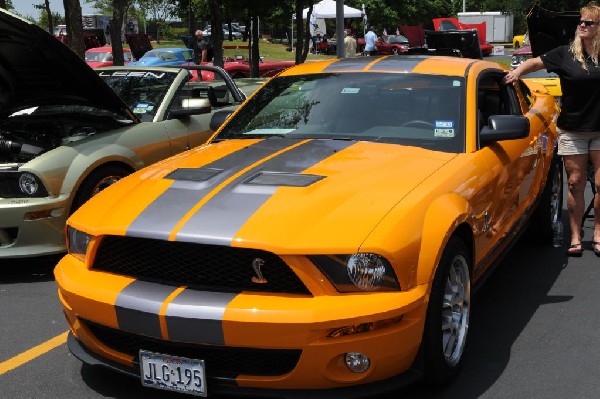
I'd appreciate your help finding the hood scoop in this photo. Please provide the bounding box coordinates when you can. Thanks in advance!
[244,172,324,187]
[166,167,225,182]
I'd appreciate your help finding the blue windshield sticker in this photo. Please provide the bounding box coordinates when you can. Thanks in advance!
[434,120,455,137]
[341,88,361,94]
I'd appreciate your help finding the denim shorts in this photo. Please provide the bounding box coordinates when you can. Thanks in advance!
[557,128,600,156]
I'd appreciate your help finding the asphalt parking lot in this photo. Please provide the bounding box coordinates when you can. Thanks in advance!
[3,176,600,399]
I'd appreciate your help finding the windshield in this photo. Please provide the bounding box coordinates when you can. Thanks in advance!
[97,69,179,122]
[85,52,111,62]
[215,73,466,153]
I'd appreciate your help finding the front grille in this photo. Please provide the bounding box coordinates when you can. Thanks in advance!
[93,236,311,295]
[84,320,302,377]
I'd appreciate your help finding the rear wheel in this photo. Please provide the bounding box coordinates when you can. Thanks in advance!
[527,155,563,244]
[392,47,400,55]
[423,236,471,385]
[71,165,131,214]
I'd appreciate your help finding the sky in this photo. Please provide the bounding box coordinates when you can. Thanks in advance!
[12,1,98,19]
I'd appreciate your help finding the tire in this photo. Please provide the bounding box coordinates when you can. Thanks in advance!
[392,47,399,55]
[71,165,131,214]
[423,236,471,385]
[527,155,563,244]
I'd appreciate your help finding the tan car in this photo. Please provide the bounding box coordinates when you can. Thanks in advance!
[0,9,266,258]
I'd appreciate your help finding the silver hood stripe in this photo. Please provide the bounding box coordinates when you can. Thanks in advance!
[165,290,238,345]
[115,280,178,339]
[126,139,302,240]
[175,139,354,245]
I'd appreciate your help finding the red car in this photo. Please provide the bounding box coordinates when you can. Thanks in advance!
[194,59,296,81]
[511,45,532,69]
[375,34,410,55]
[85,47,134,68]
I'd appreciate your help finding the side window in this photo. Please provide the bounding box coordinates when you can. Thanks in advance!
[516,80,533,109]
[477,73,522,132]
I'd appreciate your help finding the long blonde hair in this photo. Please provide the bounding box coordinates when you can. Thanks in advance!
[570,1,600,70]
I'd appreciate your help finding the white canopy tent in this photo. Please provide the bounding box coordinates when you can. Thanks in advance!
[302,0,363,19]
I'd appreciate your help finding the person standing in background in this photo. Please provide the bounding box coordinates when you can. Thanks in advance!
[505,2,600,256]
[194,29,208,63]
[364,26,377,56]
[344,30,357,57]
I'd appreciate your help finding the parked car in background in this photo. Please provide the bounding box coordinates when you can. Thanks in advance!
[203,28,242,40]
[433,17,493,56]
[195,58,296,80]
[85,47,133,68]
[0,7,266,259]
[375,34,410,55]
[127,48,194,66]
[512,32,529,49]
[56,55,561,397]
[511,44,532,69]
[522,69,562,100]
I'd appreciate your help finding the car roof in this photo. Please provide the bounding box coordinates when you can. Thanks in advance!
[278,55,503,78]
[0,9,135,120]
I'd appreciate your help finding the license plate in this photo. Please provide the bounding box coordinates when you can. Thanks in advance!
[140,350,207,396]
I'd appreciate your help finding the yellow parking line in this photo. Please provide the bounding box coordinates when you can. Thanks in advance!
[0,331,68,375]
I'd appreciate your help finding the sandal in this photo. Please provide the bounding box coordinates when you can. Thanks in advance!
[567,243,583,257]
[592,241,600,257]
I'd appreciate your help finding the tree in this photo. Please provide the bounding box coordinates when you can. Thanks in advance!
[295,1,311,63]
[137,0,178,43]
[111,0,128,66]
[208,0,224,67]
[64,0,85,58]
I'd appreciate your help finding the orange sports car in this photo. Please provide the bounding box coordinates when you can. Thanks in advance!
[55,55,561,397]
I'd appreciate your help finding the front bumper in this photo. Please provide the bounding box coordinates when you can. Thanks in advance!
[56,254,429,395]
[67,332,422,398]
[0,194,70,258]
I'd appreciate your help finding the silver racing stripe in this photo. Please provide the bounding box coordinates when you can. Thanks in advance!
[115,280,178,339]
[126,139,302,240]
[368,57,423,71]
[165,289,238,344]
[176,139,354,245]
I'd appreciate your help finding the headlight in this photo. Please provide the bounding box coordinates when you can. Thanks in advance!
[310,253,400,292]
[19,173,39,195]
[67,226,92,262]
[0,171,49,198]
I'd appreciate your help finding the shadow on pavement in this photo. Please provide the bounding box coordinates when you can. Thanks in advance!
[0,254,62,283]
[383,233,571,398]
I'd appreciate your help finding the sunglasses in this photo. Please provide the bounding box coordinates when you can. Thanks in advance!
[579,20,599,26]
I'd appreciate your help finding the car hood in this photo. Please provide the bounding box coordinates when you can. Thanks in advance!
[527,3,579,57]
[73,139,457,251]
[0,9,135,120]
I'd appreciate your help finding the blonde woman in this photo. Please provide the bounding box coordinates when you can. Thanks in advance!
[505,2,600,256]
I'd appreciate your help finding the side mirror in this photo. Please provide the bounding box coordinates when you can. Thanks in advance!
[210,110,233,131]
[480,115,530,144]
[170,98,211,118]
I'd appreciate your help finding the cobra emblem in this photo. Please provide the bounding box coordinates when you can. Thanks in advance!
[251,258,268,284]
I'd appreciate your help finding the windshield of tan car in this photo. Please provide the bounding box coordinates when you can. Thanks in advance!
[97,70,179,122]
[215,72,466,153]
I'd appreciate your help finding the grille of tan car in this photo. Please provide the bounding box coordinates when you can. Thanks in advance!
[82,319,303,377]
[92,235,312,295]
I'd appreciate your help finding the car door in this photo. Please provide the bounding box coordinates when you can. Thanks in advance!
[474,71,542,269]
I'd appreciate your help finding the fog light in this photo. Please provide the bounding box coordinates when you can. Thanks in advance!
[344,352,370,373]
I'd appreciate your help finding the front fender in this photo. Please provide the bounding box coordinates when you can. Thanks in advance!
[61,143,141,195]
[416,193,472,286]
